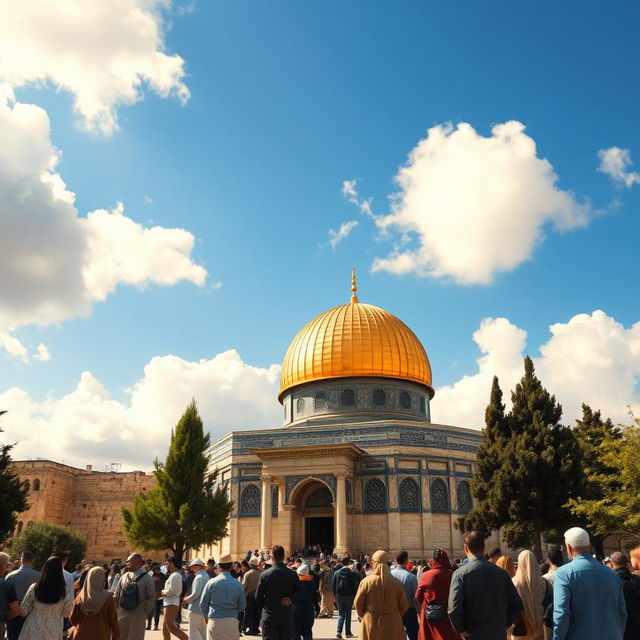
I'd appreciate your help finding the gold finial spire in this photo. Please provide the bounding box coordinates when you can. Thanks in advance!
[350,267,358,303]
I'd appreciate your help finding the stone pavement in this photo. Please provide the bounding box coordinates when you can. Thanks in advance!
[144,610,361,639]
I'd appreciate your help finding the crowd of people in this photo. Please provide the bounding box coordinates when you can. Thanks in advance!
[0,527,639,640]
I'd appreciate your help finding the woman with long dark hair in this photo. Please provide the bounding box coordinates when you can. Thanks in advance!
[19,556,74,639]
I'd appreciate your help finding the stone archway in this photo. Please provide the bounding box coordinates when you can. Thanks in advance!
[290,478,335,551]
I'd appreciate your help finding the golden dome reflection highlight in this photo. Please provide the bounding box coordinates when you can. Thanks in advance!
[278,270,433,401]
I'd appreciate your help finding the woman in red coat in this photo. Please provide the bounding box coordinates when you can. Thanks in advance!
[415,549,460,640]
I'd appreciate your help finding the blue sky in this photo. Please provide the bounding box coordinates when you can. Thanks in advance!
[1,1,638,469]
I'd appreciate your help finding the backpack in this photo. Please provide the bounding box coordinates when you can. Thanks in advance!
[321,568,333,588]
[335,567,357,595]
[119,573,144,610]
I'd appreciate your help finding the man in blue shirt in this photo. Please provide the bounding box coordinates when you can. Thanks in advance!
[391,550,418,640]
[183,558,209,640]
[553,527,627,640]
[199,554,246,640]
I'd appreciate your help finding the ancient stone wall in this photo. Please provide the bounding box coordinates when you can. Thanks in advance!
[8,460,156,562]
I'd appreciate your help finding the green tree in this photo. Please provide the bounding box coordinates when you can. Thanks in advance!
[0,410,29,545]
[8,522,87,570]
[568,415,640,539]
[122,401,233,563]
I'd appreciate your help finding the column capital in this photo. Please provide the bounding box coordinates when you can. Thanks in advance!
[334,471,350,480]
[261,474,274,484]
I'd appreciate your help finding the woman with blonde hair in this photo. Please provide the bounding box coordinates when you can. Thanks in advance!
[354,550,408,640]
[69,565,121,639]
[496,555,516,578]
[511,550,547,640]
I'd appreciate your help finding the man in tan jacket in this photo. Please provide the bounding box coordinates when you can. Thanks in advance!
[114,552,156,640]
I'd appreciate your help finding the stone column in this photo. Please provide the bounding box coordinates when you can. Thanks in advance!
[260,475,273,552]
[334,473,348,555]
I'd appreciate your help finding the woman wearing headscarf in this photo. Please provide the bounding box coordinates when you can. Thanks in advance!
[415,550,459,640]
[496,555,516,579]
[511,550,546,640]
[18,556,74,640]
[354,550,407,640]
[69,566,121,640]
[292,564,320,640]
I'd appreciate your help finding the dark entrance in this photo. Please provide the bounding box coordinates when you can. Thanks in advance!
[305,517,334,548]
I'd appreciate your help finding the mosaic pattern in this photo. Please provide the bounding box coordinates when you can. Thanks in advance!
[399,391,411,409]
[456,480,472,514]
[285,474,336,503]
[272,484,279,517]
[341,388,355,407]
[314,392,328,411]
[239,483,261,516]
[306,486,333,508]
[430,478,449,513]
[399,477,420,512]
[364,477,387,513]
[372,388,386,407]
[296,398,305,414]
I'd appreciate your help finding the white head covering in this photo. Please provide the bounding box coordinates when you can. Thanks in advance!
[512,550,546,632]
[297,564,310,575]
[564,527,590,548]
[372,550,392,597]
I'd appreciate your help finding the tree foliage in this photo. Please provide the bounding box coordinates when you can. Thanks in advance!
[122,401,233,563]
[8,522,87,570]
[461,358,582,558]
[568,414,640,538]
[0,410,29,545]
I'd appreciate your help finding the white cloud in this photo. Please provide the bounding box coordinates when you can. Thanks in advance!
[328,220,359,250]
[433,311,640,429]
[0,350,282,470]
[372,121,591,284]
[0,0,189,135]
[34,344,51,362]
[0,95,207,352]
[0,333,29,362]
[597,146,640,188]
[341,179,374,217]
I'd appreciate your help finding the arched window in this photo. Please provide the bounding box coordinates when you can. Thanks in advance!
[341,389,355,407]
[457,481,472,514]
[419,397,426,414]
[364,478,386,513]
[306,486,333,508]
[345,479,353,504]
[296,398,305,414]
[399,391,411,409]
[272,484,279,518]
[314,392,328,411]
[430,478,449,513]
[372,389,386,407]
[239,484,261,516]
[33,478,40,491]
[399,477,420,512]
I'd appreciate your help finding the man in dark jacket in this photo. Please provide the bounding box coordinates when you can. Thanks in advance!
[448,531,523,640]
[610,551,640,640]
[255,545,303,640]
[332,557,360,639]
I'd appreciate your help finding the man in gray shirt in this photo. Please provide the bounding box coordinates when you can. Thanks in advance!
[5,550,40,640]
[391,550,419,640]
[449,531,523,640]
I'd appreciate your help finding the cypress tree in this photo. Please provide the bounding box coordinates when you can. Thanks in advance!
[122,400,233,563]
[0,410,29,545]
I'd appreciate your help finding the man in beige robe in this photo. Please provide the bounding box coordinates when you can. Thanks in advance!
[354,550,407,640]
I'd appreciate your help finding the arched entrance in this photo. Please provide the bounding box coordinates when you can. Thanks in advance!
[291,479,335,550]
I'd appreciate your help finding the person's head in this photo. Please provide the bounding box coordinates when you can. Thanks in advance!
[547,546,564,569]
[190,558,205,573]
[217,554,233,572]
[564,527,591,559]
[20,550,35,567]
[0,551,10,577]
[297,563,310,577]
[495,555,516,578]
[126,552,144,571]
[152,564,161,575]
[34,556,67,604]
[166,556,180,572]
[609,551,630,569]
[463,531,486,558]
[341,555,351,566]
[271,545,285,564]
[395,551,409,567]
[630,546,640,571]
[53,550,70,568]
[249,556,259,569]
[487,547,502,563]
[207,558,216,570]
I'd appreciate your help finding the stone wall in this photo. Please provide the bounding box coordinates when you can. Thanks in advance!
[8,460,156,562]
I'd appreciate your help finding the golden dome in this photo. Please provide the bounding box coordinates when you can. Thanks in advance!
[279,272,432,401]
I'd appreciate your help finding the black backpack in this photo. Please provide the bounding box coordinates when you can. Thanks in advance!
[119,573,144,610]
[335,568,357,595]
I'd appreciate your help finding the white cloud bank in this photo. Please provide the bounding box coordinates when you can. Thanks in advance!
[0,350,281,471]
[371,121,591,284]
[0,95,207,360]
[328,220,359,249]
[597,147,640,188]
[433,310,640,429]
[0,0,190,135]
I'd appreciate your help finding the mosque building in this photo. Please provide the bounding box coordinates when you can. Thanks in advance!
[200,272,483,560]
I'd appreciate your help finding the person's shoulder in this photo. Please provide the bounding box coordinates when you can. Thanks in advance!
[5,568,19,580]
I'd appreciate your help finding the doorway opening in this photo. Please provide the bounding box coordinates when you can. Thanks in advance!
[305,516,334,548]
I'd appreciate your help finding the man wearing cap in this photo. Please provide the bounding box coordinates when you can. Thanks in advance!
[199,554,246,640]
[183,558,210,640]
[241,556,262,636]
[553,527,627,640]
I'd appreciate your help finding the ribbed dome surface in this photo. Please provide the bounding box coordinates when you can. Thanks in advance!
[279,301,432,400]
